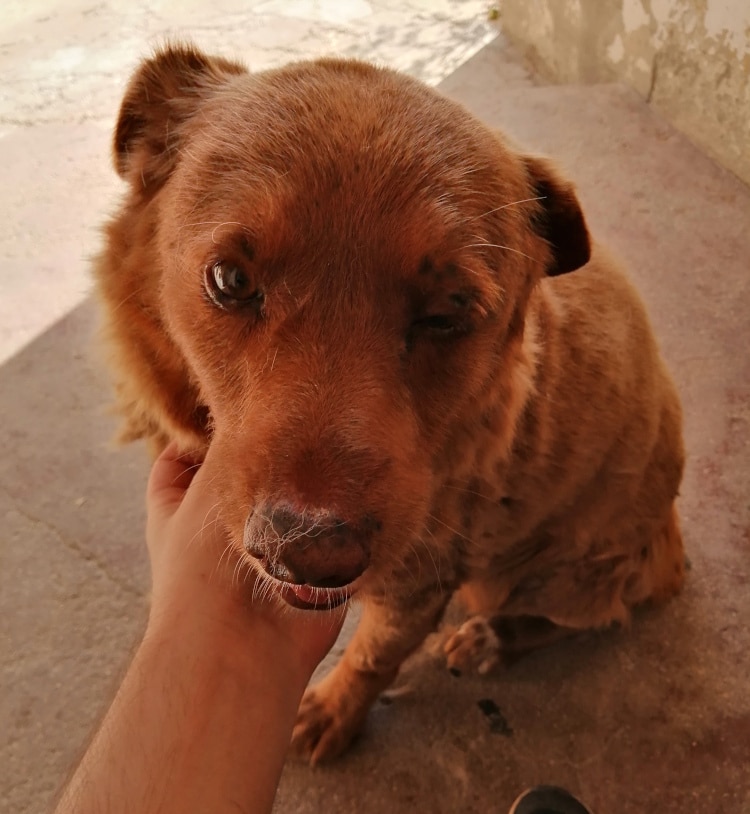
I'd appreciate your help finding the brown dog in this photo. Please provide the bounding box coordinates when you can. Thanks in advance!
[95,44,685,764]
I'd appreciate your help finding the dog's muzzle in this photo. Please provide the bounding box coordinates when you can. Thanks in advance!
[243,503,374,610]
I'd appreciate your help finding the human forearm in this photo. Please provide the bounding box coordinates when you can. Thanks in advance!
[54,615,309,814]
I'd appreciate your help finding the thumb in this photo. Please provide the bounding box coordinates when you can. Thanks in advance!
[147,443,204,514]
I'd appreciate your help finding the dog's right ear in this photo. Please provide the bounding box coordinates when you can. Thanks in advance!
[114,43,246,190]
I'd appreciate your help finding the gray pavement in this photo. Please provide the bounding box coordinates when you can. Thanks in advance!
[2,4,749,814]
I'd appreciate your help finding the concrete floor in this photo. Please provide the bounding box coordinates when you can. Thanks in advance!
[1,3,749,814]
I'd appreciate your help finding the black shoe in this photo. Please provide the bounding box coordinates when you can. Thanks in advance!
[509,786,594,814]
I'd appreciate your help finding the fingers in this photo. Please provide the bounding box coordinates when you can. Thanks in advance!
[144,439,346,677]
[147,442,204,513]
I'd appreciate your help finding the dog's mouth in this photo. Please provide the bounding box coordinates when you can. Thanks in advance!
[254,559,358,611]
[277,580,353,611]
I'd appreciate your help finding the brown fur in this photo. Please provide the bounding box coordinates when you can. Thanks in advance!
[95,44,685,764]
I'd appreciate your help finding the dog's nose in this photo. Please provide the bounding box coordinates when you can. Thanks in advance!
[244,503,372,588]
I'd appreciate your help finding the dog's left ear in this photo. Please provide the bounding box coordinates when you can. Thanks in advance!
[114,44,246,191]
[522,155,591,276]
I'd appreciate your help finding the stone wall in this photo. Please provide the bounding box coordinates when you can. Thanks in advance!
[497,0,750,184]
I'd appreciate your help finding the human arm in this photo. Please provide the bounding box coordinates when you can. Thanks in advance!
[54,443,344,814]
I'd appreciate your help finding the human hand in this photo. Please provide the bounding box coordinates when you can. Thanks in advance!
[145,442,346,679]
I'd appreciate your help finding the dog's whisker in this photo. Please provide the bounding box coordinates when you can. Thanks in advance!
[111,286,147,313]
[416,534,443,593]
[169,460,203,487]
[469,195,548,222]
[215,539,236,580]
[442,482,500,507]
[460,242,540,263]
[426,512,477,546]
[231,555,244,589]
[183,501,223,551]
[403,540,426,591]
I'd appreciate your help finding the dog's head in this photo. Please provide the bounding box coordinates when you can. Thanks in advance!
[110,44,590,608]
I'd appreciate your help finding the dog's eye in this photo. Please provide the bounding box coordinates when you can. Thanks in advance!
[205,261,263,307]
[211,261,256,299]
[412,314,460,335]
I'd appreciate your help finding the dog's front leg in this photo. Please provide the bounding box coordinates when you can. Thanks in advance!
[291,586,448,764]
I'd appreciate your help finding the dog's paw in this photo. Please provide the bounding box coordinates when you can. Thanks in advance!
[291,678,365,765]
[444,615,501,676]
